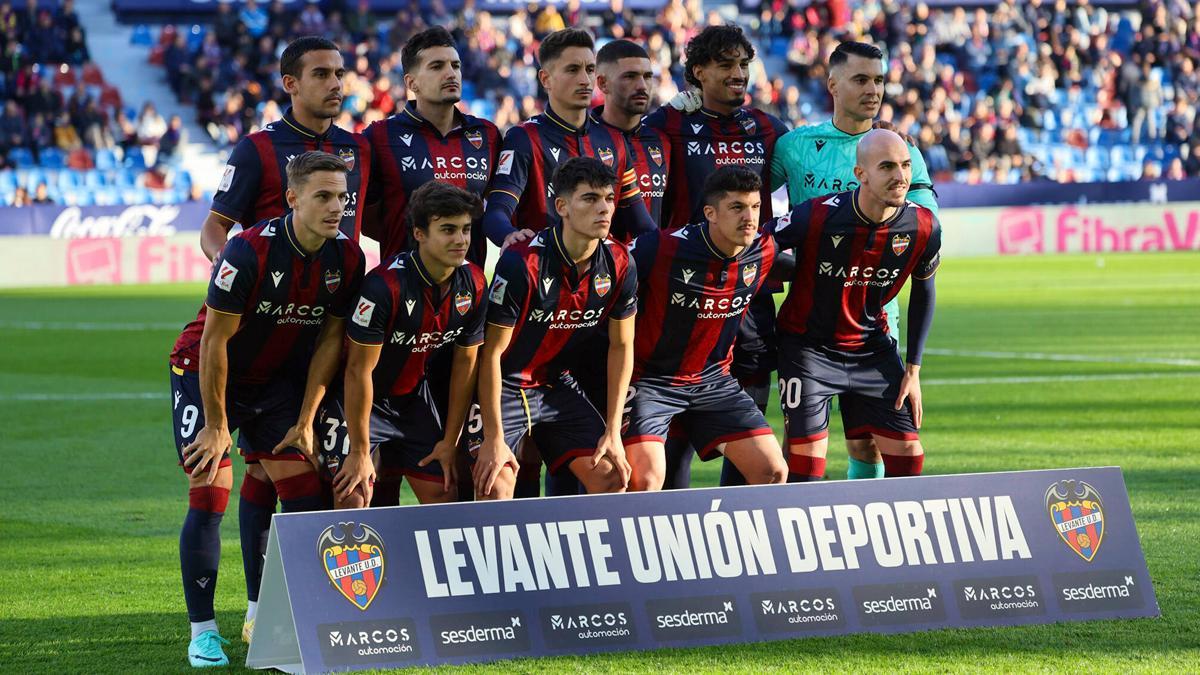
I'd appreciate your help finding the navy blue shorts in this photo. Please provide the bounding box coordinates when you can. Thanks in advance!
[623,375,774,461]
[310,379,350,480]
[777,337,919,445]
[169,366,304,474]
[367,383,445,484]
[501,376,604,475]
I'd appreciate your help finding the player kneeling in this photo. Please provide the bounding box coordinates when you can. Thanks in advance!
[168,151,365,666]
[770,129,940,481]
[474,157,637,499]
[623,168,787,490]
[335,182,489,507]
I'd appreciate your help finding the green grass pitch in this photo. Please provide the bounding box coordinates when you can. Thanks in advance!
[1,253,1198,673]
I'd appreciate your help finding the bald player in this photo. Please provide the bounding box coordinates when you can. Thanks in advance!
[767,129,941,482]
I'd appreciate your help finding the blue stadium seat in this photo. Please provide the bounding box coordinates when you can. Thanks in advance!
[8,147,34,166]
[0,170,15,192]
[461,80,476,101]
[94,186,119,205]
[39,148,65,169]
[176,170,193,189]
[95,148,117,171]
[1085,146,1109,171]
[125,150,147,170]
[120,187,145,204]
[131,24,154,46]
[113,168,137,188]
[57,169,80,191]
[22,168,44,190]
[187,24,206,52]
[83,170,104,188]
[0,187,12,205]
[67,188,94,206]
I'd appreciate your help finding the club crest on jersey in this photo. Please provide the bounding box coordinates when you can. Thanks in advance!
[594,273,612,297]
[319,522,385,610]
[455,292,472,315]
[1046,480,1105,562]
[465,129,483,149]
[740,116,757,134]
[598,147,614,168]
[741,263,757,287]
[338,148,356,172]
[648,146,663,166]
[892,234,911,255]
[325,269,342,293]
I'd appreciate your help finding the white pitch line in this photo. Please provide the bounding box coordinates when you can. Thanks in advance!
[0,320,180,331]
[925,348,1200,368]
[923,372,1200,386]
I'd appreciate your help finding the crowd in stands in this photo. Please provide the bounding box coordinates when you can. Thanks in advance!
[0,0,197,206]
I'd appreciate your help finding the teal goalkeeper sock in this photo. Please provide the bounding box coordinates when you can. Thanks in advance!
[847,457,885,479]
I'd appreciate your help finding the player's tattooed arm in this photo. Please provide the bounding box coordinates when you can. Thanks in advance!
[421,344,480,493]
[184,309,240,484]
[339,339,382,504]
[274,316,346,466]
[598,314,635,488]
[475,323,520,498]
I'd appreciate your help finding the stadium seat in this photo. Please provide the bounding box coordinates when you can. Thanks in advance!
[100,86,123,112]
[53,65,77,88]
[56,169,80,191]
[0,170,16,192]
[187,25,206,52]
[176,170,193,190]
[125,151,147,171]
[95,186,120,206]
[83,170,104,188]
[21,169,44,190]
[113,168,137,188]
[131,24,154,46]
[94,148,117,171]
[8,147,34,167]
[159,24,177,46]
[81,63,105,86]
[39,148,65,169]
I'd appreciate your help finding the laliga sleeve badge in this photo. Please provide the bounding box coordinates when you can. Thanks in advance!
[319,522,386,610]
[1046,480,1105,562]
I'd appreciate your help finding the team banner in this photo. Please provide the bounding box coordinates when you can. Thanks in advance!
[247,467,1158,672]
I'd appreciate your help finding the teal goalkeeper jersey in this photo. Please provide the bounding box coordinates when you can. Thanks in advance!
[770,119,939,338]
[770,119,939,215]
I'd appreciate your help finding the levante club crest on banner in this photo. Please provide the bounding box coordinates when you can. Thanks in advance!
[319,522,386,610]
[1045,480,1105,562]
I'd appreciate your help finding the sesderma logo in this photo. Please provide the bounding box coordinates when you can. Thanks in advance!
[429,610,530,657]
[1053,569,1144,613]
[647,596,741,641]
[750,588,845,633]
[540,602,636,649]
[853,582,946,627]
[317,618,419,666]
[955,575,1045,620]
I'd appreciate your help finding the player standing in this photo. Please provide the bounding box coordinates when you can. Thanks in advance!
[363,27,500,265]
[169,152,364,666]
[643,25,789,488]
[481,28,654,251]
[771,130,940,482]
[474,158,636,499]
[337,182,488,507]
[623,167,787,489]
[196,36,370,641]
[771,41,940,480]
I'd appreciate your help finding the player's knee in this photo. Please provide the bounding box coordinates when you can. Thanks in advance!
[335,486,368,510]
[245,462,270,482]
[187,463,233,491]
[846,438,880,462]
[578,463,625,494]
[477,467,516,500]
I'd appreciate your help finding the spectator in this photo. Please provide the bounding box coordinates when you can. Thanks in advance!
[136,102,166,146]
[31,181,52,204]
[64,26,89,65]
[1184,140,1200,177]
[0,100,25,152]
[53,111,81,151]
[239,0,269,39]
[158,114,185,159]
[1165,157,1186,180]
[1140,160,1162,181]
[1130,61,1163,145]
[10,185,30,206]
[298,2,326,34]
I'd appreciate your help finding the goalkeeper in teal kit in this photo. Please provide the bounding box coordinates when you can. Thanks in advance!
[771,41,940,481]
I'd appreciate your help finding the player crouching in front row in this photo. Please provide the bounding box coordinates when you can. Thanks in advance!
[335,182,489,508]
[168,151,365,667]
[474,157,637,499]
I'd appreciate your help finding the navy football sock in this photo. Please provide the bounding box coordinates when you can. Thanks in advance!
[369,477,401,507]
[238,474,275,603]
[180,486,229,623]
[275,472,325,513]
[544,470,582,496]
[719,456,748,487]
[662,438,694,489]
[514,460,541,499]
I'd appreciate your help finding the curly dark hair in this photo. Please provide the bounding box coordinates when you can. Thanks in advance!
[408,181,484,233]
[684,25,755,89]
[552,157,617,198]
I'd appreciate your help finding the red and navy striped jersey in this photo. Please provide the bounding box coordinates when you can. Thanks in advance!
[170,215,366,385]
[630,223,777,385]
[485,106,642,242]
[364,103,500,264]
[210,107,371,240]
[591,106,671,226]
[769,190,942,352]
[345,250,488,397]
[643,105,788,230]
[487,226,638,388]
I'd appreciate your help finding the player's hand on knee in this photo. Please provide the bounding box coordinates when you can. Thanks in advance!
[501,229,534,251]
[333,451,375,503]
[272,422,314,460]
[594,429,631,489]
[895,365,923,429]
[182,425,232,485]
[474,437,518,496]
[419,439,459,494]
